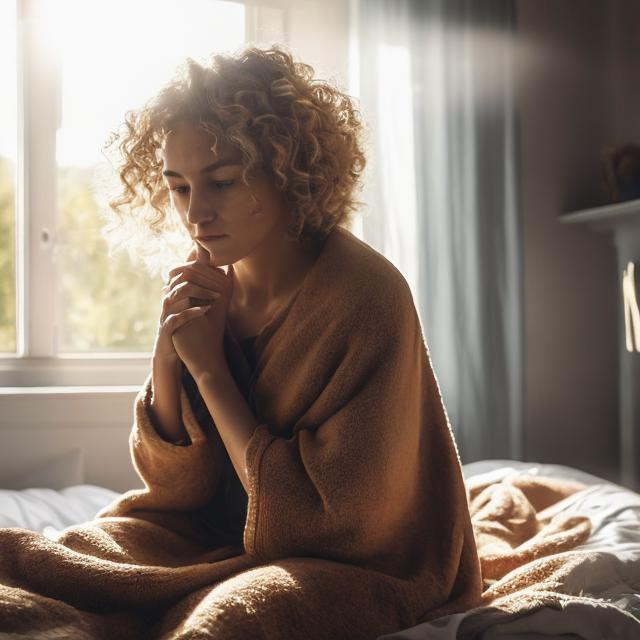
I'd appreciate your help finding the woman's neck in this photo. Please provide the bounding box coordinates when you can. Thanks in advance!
[231,231,321,313]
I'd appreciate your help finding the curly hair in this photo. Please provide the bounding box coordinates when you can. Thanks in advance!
[100,45,367,276]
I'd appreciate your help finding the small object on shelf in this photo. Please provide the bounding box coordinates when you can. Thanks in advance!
[602,143,640,203]
[623,261,640,353]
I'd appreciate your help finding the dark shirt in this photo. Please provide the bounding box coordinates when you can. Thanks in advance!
[181,335,258,548]
[240,335,259,372]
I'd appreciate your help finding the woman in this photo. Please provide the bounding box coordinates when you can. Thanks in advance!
[0,47,481,639]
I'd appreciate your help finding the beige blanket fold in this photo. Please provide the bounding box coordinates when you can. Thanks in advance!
[0,226,588,639]
[468,474,592,587]
[441,473,594,639]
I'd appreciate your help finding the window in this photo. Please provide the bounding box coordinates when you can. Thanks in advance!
[0,1,17,354]
[52,0,245,354]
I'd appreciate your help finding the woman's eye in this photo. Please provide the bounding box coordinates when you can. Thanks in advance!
[169,181,233,194]
[213,180,234,189]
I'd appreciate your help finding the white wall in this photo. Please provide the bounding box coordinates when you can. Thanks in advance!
[0,389,139,492]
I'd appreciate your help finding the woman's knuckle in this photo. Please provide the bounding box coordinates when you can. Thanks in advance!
[195,285,211,297]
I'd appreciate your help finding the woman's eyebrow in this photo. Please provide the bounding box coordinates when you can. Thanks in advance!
[162,159,241,178]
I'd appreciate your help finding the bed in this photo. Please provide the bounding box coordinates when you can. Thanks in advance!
[1,459,638,638]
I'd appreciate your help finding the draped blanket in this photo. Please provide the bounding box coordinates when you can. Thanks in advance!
[0,226,589,639]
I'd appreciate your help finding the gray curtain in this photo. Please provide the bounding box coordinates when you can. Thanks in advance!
[354,0,523,462]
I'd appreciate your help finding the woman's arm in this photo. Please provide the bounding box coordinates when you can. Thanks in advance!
[149,354,189,444]
[96,370,223,517]
[194,367,260,494]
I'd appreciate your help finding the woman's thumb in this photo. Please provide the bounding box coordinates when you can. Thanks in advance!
[195,242,213,265]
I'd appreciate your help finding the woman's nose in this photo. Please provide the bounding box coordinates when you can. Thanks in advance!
[186,189,217,225]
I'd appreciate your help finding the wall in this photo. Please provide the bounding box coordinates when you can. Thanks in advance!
[246,0,350,88]
[0,389,138,492]
[606,0,640,145]
[515,0,640,482]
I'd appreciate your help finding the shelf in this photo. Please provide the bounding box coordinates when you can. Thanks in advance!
[559,198,640,227]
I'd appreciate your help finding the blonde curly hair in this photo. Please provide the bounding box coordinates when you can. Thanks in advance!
[100,45,367,277]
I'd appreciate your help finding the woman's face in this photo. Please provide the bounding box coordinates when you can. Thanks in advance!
[161,121,290,266]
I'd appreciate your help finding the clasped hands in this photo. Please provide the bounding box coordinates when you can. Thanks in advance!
[155,242,234,382]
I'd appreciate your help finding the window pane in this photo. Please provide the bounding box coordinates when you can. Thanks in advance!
[46,0,245,352]
[0,0,17,354]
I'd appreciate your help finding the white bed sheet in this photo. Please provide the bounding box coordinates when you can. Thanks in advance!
[0,485,119,535]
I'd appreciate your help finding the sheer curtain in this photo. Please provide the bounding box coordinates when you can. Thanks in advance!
[352,0,523,462]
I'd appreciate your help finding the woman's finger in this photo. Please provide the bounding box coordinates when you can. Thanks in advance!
[168,281,222,303]
[161,296,190,323]
[167,259,227,285]
[167,245,222,280]
[163,305,211,333]
[160,285,220,323]
[160,293,218,323]
[167,269,221,292]
[196,242,213,265]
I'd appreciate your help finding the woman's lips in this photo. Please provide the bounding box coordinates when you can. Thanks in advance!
[197,235,228,242]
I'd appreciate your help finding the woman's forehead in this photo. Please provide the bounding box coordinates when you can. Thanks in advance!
[162,122,242,169]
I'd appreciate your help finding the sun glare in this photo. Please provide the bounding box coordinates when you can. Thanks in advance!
[36,0,245,167]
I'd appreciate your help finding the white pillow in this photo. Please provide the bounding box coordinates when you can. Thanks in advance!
[0,448,85,491]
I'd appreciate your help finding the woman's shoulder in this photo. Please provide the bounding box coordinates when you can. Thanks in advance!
[315,226,416,318]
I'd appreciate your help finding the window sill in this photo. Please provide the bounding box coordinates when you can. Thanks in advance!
[0,355,151,387]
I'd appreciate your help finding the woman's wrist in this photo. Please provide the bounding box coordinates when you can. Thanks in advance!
[152,352,183,376]
[149,353,189,444]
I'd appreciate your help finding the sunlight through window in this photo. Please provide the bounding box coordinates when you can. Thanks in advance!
[376,43,420,312]
[36,0,245,353]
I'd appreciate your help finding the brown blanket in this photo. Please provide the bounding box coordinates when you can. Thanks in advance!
[0,226,588,639]
[452,472,593,637]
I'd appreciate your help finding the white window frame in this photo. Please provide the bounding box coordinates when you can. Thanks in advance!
[0,0,349,388]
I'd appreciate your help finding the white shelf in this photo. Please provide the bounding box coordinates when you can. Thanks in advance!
[559,198,640,226]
